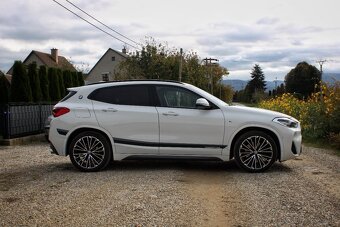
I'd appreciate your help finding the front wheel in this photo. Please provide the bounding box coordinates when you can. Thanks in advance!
[234,131,278,172]
[69,131,112,172]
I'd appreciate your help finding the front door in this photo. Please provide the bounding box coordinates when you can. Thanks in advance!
[155,85,225,156]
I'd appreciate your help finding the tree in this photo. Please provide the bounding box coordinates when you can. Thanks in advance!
[285,62,321,97]
[10,61,32,102]
[243,64,266,103]
[247,64,266,92]
[71,71,79,87]
[77,72,84,86]
[27,62,42,102]
[63,70,73,90]
[57,69,65,97]
[48,68,61,102]
[116,38,230,97]
[0,71,10,104]
[39,66,50,102]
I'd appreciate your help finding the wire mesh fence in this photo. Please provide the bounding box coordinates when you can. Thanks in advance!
[0,103,54,139]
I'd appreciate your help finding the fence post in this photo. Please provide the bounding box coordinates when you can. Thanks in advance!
[4,104,10,139]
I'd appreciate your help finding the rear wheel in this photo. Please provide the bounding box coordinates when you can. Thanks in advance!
[69,131,112,172]
[234,130,278,172]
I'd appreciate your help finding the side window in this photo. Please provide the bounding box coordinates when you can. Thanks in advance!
[89,85,151,106]
[156,86,201,109]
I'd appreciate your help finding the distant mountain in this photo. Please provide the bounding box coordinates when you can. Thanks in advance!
[222,79,284,91]
[323,73,340,83]
[223,73,339,92]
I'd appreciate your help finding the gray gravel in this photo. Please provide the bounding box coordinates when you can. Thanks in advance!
[0,143,339,226]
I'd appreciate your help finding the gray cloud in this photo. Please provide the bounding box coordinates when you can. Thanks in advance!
[257,17,280,25]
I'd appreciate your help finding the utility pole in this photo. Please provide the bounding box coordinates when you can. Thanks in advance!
[316,59,327,101]
[179,48,183,82]
[316,60,327,81]
[275,77,278,89]
[202,58,219,94]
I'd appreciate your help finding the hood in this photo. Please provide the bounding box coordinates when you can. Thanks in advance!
[224,105,293,119]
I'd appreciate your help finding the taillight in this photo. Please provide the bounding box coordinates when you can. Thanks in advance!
[53,107,70,117]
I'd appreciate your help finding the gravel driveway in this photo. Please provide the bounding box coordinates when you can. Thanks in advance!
[0,143,339,226]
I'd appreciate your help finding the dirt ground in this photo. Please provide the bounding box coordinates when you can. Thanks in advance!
[0,143,339,226]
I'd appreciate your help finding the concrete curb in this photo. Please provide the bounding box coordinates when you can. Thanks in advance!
[0,134,47,146]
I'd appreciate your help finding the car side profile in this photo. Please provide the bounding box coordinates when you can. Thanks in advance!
[49,80,302,172]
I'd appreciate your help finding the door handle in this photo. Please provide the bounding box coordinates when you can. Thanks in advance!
[102,108,118,112]
[162,111,178,116]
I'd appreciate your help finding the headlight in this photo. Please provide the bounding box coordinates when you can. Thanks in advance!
[273,117,299,128]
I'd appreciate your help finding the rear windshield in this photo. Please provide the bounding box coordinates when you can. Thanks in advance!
[60,91,77,102]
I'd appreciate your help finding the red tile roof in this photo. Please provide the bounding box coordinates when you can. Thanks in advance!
[7,50,76,75]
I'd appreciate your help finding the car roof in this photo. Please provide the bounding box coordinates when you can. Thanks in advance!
[68,80,186,92]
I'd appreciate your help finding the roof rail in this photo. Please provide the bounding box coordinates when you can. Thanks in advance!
[87,79,183,86]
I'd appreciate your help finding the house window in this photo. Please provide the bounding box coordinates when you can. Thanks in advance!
[102,73,109,81]
[111,56,115,61]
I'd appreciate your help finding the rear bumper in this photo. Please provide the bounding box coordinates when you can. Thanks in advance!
[50,143,59,155]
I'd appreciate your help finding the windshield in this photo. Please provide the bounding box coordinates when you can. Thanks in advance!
[185,83,228,107]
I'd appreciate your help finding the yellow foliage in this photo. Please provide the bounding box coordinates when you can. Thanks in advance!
[259,82,340,142]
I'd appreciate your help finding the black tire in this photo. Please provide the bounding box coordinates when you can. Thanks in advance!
[234,130,278,173]
[69,131,112,172]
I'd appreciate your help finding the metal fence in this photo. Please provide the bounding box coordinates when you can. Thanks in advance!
[0,103,54,139]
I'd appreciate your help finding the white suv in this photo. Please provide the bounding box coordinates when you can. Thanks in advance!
[49,80,302,172]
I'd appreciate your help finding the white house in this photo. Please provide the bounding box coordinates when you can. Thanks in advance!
[86,48,128,83]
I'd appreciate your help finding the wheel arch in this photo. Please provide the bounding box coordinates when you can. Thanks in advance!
[229,126,281,161]
[65,126,114,157]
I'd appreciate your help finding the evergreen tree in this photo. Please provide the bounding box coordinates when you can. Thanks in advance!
[27,62,42,102]
[57,69,65,97]
[10,61,32,102]
[71,71,78,87]
[245,64,266,102]
[0,71,10,104]
[39,66,50,102]
[247,64,266,94]
[63,70,73,90]
[77,72,84,86]
[48,68,61,102]
[285,61,320,97]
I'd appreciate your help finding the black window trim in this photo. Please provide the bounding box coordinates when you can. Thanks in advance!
[151,84,219,110]
[88,84,156,107]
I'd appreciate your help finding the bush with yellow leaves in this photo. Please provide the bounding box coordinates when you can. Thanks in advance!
[259,82,340,149]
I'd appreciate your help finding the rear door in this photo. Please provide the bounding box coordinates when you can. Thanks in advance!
[89,84,159,155]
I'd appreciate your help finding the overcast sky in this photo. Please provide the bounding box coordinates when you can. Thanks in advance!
[1,0,340,80]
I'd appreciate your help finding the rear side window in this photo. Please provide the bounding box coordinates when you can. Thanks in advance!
[60,91,77,102]
[88,85,151,106]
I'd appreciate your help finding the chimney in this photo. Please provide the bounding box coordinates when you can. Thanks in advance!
[51,48,58,64]
[122,47,127,54]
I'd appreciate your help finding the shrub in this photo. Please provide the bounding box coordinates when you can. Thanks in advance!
[259,82,340,146]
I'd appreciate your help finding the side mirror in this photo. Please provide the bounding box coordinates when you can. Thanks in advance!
[196,98,210,109]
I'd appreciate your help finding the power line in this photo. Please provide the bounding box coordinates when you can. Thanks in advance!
[65,0,141,47]
[52,0,140,50]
